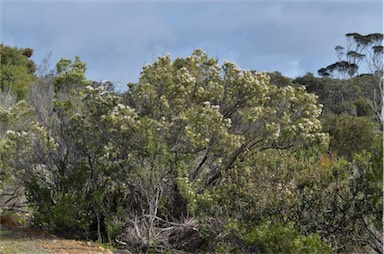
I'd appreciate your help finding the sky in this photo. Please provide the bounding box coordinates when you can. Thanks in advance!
[1,0,383,92]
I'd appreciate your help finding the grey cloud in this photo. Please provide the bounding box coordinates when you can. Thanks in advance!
[2,0,382,88]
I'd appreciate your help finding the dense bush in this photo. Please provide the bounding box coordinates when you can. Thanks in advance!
[243,222,332,253]
[0,46,381,253]
[0,44,36,99]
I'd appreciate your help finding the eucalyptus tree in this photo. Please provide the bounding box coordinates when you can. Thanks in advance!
[318,33,383,126]
[318,33,383,78]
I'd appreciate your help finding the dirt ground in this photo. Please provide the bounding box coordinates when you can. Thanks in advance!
[0,224,115,254]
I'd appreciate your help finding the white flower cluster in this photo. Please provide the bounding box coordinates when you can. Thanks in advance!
[209,63,222,76]
[246,106,264,122]
[85,85,94,91]
[178,68,196,85]
[224,61,241,72]
[265,122,281,140]
[6,130,28,138]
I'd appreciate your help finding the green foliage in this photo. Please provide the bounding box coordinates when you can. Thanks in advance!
[201,147,382,253]
[27,177,94,238]
[323,114,376,159]
[54,56,89,93]
[267,71,295,87]
[243,222,332,254]
[56,56,87,84]
[314,32,383,127]
[3,47,381,253]
[294,74,360,115]
[0,98,42,197]
[127,49,328,188]
[18,50,328,250]
[299,152,382,253]
[105,216,125,244]
[0,44,37,99]
[354,98,373,117]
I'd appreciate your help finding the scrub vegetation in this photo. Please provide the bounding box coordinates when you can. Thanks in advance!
[0,33,382,253]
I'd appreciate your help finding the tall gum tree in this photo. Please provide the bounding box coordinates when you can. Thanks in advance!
[318,33,383,127]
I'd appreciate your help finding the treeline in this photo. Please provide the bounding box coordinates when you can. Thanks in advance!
[0,41,382,253]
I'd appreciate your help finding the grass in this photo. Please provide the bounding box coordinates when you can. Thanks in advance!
[0,210,116,254]
[0,225,51,253]
[0,225,115,254]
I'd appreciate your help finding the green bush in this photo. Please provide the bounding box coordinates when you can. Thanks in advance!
[26,178,94,239]
[354,98,373,117]
[322,114,376,159]
[105,215,126,244]
[244,222,332,254]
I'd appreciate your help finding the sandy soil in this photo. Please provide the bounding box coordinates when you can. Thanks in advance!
[0,224,115,254]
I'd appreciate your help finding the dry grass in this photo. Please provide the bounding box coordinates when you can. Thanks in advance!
[0,224,115,254]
